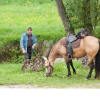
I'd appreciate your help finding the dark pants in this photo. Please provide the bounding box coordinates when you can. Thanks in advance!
[67,36,77,56]
[24,53,32,60]
[24,47,32,60]
[67,41,73,56]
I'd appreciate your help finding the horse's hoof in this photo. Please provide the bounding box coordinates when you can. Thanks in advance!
[87,76,91,79]
[94,75,97,79]
[67,74,71,77]
[73,71,76,74]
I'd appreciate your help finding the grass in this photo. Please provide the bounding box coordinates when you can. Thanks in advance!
[0,61,100,88]
[0,0,53,5]
[0,1,65,47]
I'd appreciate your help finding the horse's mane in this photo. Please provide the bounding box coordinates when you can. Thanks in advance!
[47,41,58,59]
[47,37,66,59]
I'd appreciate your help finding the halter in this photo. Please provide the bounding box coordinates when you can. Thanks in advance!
[49,63,54,72]
[46,63,54,73]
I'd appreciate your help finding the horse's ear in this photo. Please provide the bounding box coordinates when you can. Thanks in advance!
[42,56,48,61]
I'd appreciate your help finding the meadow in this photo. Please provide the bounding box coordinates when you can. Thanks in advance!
[0,0,66,47]
[0,0,100,88]
[0,61,100,88]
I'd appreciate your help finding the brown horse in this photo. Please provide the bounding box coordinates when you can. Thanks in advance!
[43,36,100,79]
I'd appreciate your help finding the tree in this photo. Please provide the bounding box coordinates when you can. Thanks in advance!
[82,0,93,35]
[55,0,75,35]
[55,0,100,35]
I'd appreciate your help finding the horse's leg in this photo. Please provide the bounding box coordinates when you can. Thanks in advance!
[86,54,95,79]
[63,56,71,77]
[87,61,94,79]
[66,62,71,77]
[70,60,76,74]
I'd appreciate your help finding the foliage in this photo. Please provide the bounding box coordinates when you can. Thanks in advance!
[63,0,100,33]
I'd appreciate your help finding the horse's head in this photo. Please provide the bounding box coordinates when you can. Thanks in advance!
[42,56,53,77]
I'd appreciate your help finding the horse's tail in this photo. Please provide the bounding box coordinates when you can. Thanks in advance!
[95,41,100,79]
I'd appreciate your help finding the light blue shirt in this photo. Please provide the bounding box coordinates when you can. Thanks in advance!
[20,33,37,53]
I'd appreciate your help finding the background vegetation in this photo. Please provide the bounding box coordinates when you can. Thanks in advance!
[0,0,65,62]
[0,0,64,47]
[64,0,100,32]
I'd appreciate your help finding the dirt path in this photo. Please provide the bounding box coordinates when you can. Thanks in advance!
[0,85,39,88]
[0,83,100,88]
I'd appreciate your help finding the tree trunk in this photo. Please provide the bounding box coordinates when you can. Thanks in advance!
[93,0,99,28]
[83,0,93,35]
[55,0,75,35]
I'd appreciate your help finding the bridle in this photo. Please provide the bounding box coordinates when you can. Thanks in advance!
[46,63,53,73]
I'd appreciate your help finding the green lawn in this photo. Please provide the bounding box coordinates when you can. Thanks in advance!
[0,2,65,47]
[0,61,100,88]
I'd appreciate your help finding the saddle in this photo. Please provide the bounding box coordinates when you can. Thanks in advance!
[71,39,81,48]
[62,38,81,49]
